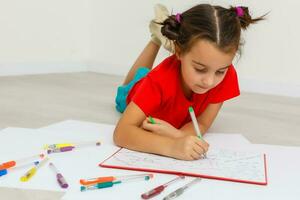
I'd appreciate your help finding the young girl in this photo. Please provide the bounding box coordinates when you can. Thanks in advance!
[113,4,264,160]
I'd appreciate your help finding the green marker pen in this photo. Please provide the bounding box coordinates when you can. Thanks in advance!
[188,106,207,158]
[149,116,156,124]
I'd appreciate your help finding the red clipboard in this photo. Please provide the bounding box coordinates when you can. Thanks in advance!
[99,148,268,186]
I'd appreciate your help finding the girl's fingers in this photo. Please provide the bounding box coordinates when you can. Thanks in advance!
[191,149,202,160]
[193,142,205,155]
[142,119,147,126]
[194,138,209,153]
[142,119,152,130]
[149,117,170,126]
[149,117,163,125]
[147,117,154,123]
[144,117,177,137]
[142,119,160,132]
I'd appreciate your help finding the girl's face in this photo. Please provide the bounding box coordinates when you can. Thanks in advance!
[178,39,236,97]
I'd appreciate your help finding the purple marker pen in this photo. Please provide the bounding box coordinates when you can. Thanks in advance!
[46,140,101,154]
[47,146,75,154]
[49,162,69,188]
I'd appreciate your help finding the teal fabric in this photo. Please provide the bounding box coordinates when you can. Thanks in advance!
[115,67,150,113]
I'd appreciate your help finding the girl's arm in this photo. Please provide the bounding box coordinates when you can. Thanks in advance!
[113,102,209,160]
[180,103,223,136]
[114,102,174,157]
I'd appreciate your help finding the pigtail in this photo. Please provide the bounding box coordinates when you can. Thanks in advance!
[230,6,266,30]
[160,15,181,41]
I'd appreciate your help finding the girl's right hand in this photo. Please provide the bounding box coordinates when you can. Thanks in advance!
[169,135,209,160]
[142,117,184,138]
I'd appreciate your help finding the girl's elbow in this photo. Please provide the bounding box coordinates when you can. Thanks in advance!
[113,127,124,147]
[113,128,120,145]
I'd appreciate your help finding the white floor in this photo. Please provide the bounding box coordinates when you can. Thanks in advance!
[0,72,299,145]
[0,72,299,200]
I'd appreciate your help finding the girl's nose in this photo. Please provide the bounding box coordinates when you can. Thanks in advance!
[202,75,214,88]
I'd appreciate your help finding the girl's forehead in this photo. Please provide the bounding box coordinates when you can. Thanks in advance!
[186,40,235,68]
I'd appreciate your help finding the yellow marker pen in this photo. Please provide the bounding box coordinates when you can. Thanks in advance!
[43,143,74,150]
[20,157,49,182]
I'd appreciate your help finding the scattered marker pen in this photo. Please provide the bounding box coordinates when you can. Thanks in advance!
[47,146,75,154]
[141,175,185,199]
[80,173,153,186]
[80,174,153,192]
[47,141,101,154]
[44,143,74,150]
[81,181,121,192]
[163,178,201,200]
[0,161,39,177]
[20,157,49,182]
[49,162,69,188]
[0,154,44,170]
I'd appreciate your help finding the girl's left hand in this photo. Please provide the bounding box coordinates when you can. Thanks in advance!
[142,117,184,138]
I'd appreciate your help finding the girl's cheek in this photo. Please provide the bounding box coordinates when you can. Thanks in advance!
[216,76,225,85]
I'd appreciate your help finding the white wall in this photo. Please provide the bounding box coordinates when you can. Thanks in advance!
[0,0,91,75]
[89,0,300,97]
[88,0,198,77]
[0,0,299,97]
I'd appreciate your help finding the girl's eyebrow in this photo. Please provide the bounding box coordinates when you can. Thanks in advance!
[192,60,207,67]
[218,65,231,70]
[192,60,230,70]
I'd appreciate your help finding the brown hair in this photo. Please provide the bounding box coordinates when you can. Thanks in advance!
[160,4,266,54]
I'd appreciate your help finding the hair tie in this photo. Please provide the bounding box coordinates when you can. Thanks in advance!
[175,13,181,23]
[235,6,244,17]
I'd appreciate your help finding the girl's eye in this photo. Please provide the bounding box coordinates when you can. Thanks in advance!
[195,68,206,73]
[216,70,226,75]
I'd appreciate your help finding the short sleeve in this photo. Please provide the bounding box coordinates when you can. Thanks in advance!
[127,76,162,115]
[209,65,240,104]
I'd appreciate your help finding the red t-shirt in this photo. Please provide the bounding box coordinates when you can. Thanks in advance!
[127,55,240,129]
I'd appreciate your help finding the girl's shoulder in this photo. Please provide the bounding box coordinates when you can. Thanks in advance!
[147,55,180,83]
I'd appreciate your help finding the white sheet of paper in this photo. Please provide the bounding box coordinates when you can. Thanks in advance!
[39,120,251,147]
[38,120,115,145]
[0,127,120,192]
[2,120,299,200]
[39,121,300,200]
[64,144,300,200]
[196,144,300,200]
[100,147,266,184]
